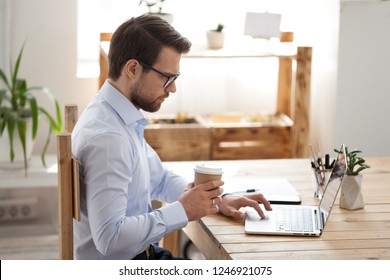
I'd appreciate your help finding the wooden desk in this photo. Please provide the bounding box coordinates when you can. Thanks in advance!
[165,157,390,260]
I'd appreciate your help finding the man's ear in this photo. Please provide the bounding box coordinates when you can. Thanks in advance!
[124,59,140,79]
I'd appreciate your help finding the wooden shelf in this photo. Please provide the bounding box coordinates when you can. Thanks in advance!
[184,46,296,59]
[99,33,312,159]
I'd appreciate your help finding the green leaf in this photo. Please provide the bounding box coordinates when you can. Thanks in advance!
[38,107,58,130]
[41,126,53,168]
[11,44,25,93]
[0,88,7,107]
[355,166,367,174]
[1,43,63,175]
[38,106,63,167]
[14,79,28,109]
[25,93,39,139]
[349,150,362,156]
[0,108,10,135]
[355,159,365,166]
[17,118,28,176]
[38,87,63,132]
[336,145,370,175]
[5,111,17,162]
[54,99,63,133]
[0,68,11,91]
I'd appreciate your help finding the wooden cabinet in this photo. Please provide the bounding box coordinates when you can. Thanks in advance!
[143,112,294,161]
[205,113,293,160]
[144,123,210,161]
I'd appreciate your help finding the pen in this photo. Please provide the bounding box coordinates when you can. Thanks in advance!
[325,154,330,169]
[310,144,325,182]
[231,189,260,195]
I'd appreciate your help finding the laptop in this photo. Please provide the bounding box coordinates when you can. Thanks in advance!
[245,144,347,236]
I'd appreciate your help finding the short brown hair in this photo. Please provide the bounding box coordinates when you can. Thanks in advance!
[108,14,192,80]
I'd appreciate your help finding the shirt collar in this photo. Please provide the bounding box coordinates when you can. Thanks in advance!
[99,80,147,127]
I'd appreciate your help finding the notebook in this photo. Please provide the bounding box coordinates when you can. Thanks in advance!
[225,178,302,204]
[245,144,347,236]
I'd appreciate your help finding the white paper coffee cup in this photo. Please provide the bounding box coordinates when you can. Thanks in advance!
[194,163,223,186]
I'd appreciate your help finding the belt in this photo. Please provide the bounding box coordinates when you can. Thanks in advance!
[133,245,156,260]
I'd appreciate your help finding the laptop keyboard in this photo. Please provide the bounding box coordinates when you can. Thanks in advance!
[275,207,314,232]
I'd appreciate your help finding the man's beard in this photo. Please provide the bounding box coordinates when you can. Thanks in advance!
[130,86,167,113]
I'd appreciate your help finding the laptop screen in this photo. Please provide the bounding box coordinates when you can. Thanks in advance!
[319,144,347,224]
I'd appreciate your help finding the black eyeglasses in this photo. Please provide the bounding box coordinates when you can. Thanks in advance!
[138,61,180,88]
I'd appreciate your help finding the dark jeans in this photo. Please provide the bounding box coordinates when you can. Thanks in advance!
[133,244,188,260]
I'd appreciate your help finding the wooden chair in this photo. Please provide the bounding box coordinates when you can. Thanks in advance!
[99,32,112,89]
[57,104,180,258]
[57,104,80,259]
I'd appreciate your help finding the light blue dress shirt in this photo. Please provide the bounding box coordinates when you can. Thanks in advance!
[72,81,189,259]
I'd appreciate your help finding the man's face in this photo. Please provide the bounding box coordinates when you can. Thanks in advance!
[131,47,181,112]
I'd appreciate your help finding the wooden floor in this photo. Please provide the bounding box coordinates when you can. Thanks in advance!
[0,234,59,260]
[0,232,203,260]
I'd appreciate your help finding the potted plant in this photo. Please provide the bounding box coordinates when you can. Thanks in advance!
[334,146,370,210]
[138,0,173,23]
[0,44,62,176]
[207,23,225,49]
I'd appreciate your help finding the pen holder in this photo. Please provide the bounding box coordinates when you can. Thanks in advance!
[312,168,332,199]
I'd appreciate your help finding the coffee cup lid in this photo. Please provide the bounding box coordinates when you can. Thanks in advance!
[194,163,223,175]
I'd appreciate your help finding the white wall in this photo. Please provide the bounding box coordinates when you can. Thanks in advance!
[0,0,11,72]
[335,0,390,156]
[3,0,98,156]
[101,0,341,157]
[2,0,352,159]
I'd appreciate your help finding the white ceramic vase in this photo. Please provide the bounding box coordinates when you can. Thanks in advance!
[206,31,225,49]
[339,174,365,210]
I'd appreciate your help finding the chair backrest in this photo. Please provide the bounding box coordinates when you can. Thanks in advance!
[99,32,112,89]
[57,104,80,260]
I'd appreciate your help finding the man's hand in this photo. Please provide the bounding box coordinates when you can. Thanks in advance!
[218,193,272,220]
[179,180,224,221]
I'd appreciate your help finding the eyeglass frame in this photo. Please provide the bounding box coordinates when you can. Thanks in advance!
[138,61,180,88]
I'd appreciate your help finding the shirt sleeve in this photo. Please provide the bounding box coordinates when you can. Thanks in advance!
[146,142,190,203]
[78,133,188,257]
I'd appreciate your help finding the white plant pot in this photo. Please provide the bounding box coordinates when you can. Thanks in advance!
[339,174,365,210]
[0,117,35,169]
[206,31,225,49]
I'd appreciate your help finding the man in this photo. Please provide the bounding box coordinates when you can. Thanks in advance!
[72,14,272,260]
